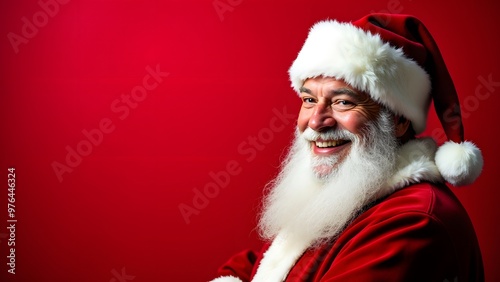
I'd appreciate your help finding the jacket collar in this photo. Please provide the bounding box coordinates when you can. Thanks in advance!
[381,137,444,198]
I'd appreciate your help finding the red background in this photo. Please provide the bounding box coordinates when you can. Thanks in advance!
[1,0,499,281]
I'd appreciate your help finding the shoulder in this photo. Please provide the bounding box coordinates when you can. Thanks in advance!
[338,181,480,263]
[338,182,478,248]
[313,182,483,281]
[366,182,467,221]
[326,182,483,281]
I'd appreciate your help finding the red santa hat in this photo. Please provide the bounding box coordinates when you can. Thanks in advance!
[288,13,483,186]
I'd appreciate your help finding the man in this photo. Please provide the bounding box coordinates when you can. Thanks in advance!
[210,13,484,282]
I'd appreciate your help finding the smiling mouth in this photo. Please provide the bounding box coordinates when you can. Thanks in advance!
[314,140,350,148]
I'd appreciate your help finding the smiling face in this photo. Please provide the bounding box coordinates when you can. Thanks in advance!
[297,76,383,176]
[259,77,400,244]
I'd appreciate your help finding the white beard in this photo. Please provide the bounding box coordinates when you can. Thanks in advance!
[258,109,399,247]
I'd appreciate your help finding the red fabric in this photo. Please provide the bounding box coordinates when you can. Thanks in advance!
[213,182,484,281]
[354,14,464,143]
[215,249,258,281]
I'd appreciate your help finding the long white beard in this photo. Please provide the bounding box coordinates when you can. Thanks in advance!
[258,109,398,247]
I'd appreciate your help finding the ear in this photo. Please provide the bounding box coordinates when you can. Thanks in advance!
[394,115,411,138]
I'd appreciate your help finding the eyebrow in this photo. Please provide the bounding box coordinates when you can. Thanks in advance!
[331,88,363,99]
[299,86,311,94]
[299,86,362,98]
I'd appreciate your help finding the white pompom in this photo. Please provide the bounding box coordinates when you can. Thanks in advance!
[435,141,483,186]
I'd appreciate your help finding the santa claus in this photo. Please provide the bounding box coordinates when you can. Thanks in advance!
[210,13,484,282]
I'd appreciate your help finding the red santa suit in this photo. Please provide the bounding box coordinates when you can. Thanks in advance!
[210,13,485,282]
[210,139,484,282]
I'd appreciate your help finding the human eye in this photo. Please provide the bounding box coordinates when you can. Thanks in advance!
[332,99,356,111]
[301,96,317,108]
[303,97,316,104]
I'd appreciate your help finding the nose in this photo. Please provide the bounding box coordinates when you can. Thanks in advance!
[308,102,336,132]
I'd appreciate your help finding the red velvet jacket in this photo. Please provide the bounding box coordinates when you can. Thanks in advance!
[213,182,483,281]
[210,139,484,282]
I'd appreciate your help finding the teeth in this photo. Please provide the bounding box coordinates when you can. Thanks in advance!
[315,140,344,148]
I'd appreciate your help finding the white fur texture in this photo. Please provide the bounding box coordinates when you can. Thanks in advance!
[384,138,443,195]
[209,276,243,282]
[288,20,431,133]
[435,141,483,186]
[251,233,310,282]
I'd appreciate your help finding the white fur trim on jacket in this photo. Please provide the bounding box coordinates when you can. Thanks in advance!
[209,276,243,282]
[251,232,311,282]
[382,137,444,197]
[288,20,431,134]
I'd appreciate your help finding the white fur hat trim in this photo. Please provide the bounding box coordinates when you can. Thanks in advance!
[288,20,431,134]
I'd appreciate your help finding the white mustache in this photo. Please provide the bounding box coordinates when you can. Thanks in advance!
[301,127,356,142]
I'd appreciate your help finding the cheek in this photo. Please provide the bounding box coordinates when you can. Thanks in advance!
[334,112,371,133]
[297,110,310,132]
[356,100,381,121]
[359,104,381,121]
[339,103,380,132]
